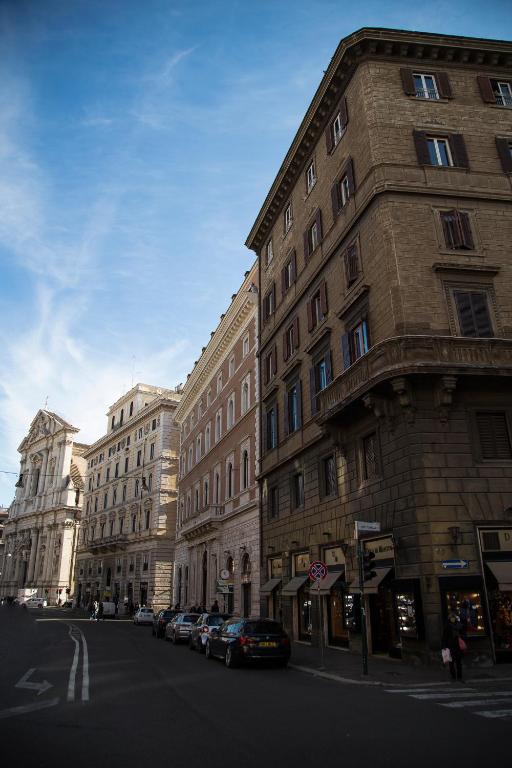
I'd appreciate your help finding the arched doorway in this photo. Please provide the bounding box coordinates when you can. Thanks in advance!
[241,553,251,618]
[226,556,234,613]
[201,550,208,608]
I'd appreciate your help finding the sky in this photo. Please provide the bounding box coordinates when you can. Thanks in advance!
[0,0,511,505]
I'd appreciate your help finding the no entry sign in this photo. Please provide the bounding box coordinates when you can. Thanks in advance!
[308,561,328,582]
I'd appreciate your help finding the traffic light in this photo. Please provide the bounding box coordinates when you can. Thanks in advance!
[362,550,377,581]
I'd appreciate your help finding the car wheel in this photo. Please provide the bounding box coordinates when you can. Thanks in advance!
[172,632,178,645]
[205,641,213,660]
[225,645,238,669]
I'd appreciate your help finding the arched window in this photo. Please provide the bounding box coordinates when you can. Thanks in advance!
[228,397,234,428]
[204,479,209,506]
[122,484,127,501]
[129,401,134,417]
[109,519,114,536]
[242,450,249,490]
[205,425,211,452]
[227,463,233,498]
[215,472,220,504]
[215,412,221,441]
[242,553,251,578]
[119,515,124,534]
[120,408,124,426]
[145,508,150,529]
[242,381,249,413]
[131,514,136,533]
[135,479,139,497]
[195,488,199,512]
[148,474,152,492]
[100,522,105,538]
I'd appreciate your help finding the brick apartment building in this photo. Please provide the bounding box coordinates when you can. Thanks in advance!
[246,28,512,664]
[173,264,260,616]
[74,384,181,613]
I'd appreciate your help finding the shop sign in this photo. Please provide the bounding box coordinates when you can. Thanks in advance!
[354,521,381,538]
[479,528,512,552]
[216,581,232,594]
[324,546,345,568]
[269,557,283,578]
[364,536,394,561]
[442,559,469,569]
[294,552,310,574]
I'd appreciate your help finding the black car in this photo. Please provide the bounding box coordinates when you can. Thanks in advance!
[189,613,231,652]
[205,617,291,668]
[152,609,181,638]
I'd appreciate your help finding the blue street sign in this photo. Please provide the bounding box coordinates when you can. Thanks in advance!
[442,559,469,569]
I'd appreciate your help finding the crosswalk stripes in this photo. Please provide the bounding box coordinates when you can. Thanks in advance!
[384,685,512,721]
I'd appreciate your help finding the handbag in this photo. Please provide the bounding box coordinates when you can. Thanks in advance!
[442,648,452,664]
[458,637,467,652]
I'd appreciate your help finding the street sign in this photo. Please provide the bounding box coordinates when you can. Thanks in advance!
[219,569,230,580]
[354,521,381,538]
[442,559,469,569]
[308,561,328,582]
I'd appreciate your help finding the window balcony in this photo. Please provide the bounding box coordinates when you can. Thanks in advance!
[83,533,129,554]
[179,505,224,540]
[496,92,512,107]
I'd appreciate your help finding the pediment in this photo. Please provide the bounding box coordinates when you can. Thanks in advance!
[19,409,78,451]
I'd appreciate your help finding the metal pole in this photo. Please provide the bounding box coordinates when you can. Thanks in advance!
[317,580,325,670]
[358,538,368,676]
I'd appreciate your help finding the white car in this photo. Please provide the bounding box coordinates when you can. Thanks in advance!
[133,607,154,625]
[25,597,48,608]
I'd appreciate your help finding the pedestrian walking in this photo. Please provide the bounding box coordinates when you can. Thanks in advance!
[210,600,220,613]
[442,610,466,682]
[93,600,99,621]
[97,602,104,621]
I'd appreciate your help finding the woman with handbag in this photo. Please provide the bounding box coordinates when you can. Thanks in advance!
[442,611,466,682]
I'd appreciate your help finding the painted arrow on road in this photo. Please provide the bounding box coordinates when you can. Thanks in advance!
[15,668,53,696]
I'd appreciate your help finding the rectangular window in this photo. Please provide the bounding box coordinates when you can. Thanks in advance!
[322,455,337,497]
[344,243,360,287]
[106,467,110,482]
[310,351,332,415]
[281,250,297,295]
[268,486,279,520]
[476,412,512,460]
[283,317,299,362]
[307,281,328,332]
[292,472,304,509]
[150,443,155,460]
[229,355,235,378]
[331,159,355,217]
[453,290,494,338]
[285,381,301,434]
[266,405,278,451]
[441,210,474,250]
[262,284,276,322]
[263,345,277,385]
[494,80,512,107]
[124,457,129,473]
[306,160,316,193]
[284,202,293,232]
[266,239,274,266]
[304,210,322,260]
[362,433,378,480]
[137,450,142,467]
[243,335,249,357]
[413,72,439,99]
[325,97,348,153]
[427,137,452,166]
[496,137,512,173]
[342,318,370,369]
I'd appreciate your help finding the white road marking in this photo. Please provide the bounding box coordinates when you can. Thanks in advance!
[15,668,53,696]
[411,690,497,700]
[67,625,81,702]
[441,698,512,708]
[475,709,512,719]
[78,625,90,701]
[386,688,459,694]
[0,697,60,720]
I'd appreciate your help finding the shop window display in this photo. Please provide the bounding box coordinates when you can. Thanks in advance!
[395,592,418,639]
[488,591,512,651]
[444,591,485,636]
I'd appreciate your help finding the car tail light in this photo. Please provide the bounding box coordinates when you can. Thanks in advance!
[239,635,255,646]
[281,636,290,645]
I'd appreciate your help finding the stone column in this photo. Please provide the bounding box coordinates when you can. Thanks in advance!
[39,449,50,502]
[27,528,39,584]
[43,524,55,585]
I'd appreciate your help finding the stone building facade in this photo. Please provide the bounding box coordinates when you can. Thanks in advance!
[74,384,181,613]
[0,410,87,604]
[173,264,260,616]
[246,28,512,664]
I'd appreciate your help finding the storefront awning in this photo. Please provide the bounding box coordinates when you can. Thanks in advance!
[260,578,281,595]
[350,566,392,595]
[486,561,512,591]
[281,574,309,596]
[309,570,345,595]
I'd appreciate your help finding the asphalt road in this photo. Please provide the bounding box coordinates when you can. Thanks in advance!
[0,606,509,767]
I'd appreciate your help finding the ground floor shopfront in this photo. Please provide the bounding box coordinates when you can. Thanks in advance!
[74,536,174,614]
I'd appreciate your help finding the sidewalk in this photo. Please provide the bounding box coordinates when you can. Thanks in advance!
[289,641,512,686]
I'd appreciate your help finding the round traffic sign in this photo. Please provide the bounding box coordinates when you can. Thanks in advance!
[308,561,328,582]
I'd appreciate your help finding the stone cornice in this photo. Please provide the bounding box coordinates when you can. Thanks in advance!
[245,27,512,254]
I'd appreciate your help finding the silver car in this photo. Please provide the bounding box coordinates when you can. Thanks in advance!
[165,613,200,644]
[133,607,154,626]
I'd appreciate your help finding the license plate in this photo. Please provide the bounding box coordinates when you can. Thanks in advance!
[258,641,278,648]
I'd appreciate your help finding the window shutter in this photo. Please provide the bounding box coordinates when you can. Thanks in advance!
[435,71,452,98]
[309,367,318,415]
[320,281,328,317]
[263,354,269,385]
[303,229,310,262]
[454,290,476,336]
[413,130,430,165]
[315,208,323,241]
[291,249,297,281]
[296,379,302,428]
[274,403,279,445]
[272,344,277,375]
[281,267,287,297]
[294,316,300,348]
[271,282,276,312]
[340,96,348,129]
[470,292,493,337]
[325,121,334,154]
[283,392,289,436]
[283,330,289,362]
[345,157,355,195]
[496,137,512,173]
[400,68,416,96]
[325,350,333,384]
[331,181,341,219]
[477,75,496,104]
[458,212,474,249]
[476,412,512,460]
[341,333,351,369]
[441,211,457,249]
[449,134,470,169]
[307,298,314,332]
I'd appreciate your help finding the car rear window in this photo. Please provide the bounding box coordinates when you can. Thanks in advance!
[244,621,283,635]
[183,614,199,622]
[162,611,175,618]
[207,615,225,626]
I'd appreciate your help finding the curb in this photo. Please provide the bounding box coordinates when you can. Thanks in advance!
[289,663,384,686]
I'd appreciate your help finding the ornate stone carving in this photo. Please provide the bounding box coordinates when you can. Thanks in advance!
[434,375,458,424]
[391,377,415,424]
[362,392,394,432]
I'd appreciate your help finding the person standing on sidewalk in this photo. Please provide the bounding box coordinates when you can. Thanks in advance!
[442,611,465,682]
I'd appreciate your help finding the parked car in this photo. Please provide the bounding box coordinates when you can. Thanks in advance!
[165,613,200,644]
[152,608,181,638]
[189,613,231,652]
[25,597,48,608]
[205,617,291,668]
[133,607,154,626]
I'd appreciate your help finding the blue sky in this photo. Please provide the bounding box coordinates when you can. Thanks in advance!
[0,0,510,505]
